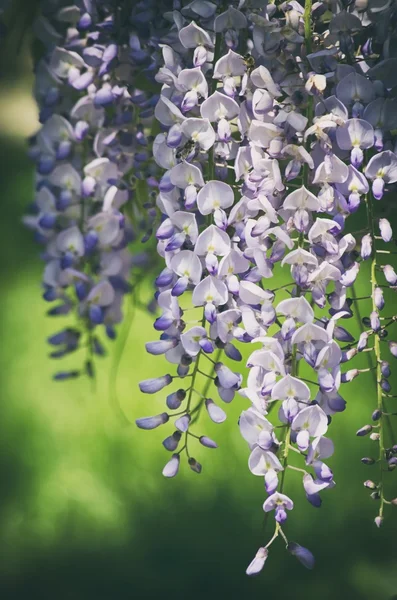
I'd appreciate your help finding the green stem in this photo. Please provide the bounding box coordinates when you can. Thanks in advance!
[366,193,385,518]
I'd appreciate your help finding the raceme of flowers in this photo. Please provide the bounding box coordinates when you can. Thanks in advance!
[134,0,397,576]
[23,0,166,380]
[18,0,397,578]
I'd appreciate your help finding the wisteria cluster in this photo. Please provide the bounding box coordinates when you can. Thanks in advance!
[134,0,397,575]
[22,0,167,380]
[14,0,397,577]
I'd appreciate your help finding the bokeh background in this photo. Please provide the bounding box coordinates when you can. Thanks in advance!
[0,13,397,600]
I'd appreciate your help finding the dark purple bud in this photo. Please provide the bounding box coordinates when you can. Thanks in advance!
[53,370,80,380]
[306,493,322,508]
[381,379,391,393]
[199,338,214,353]
[89,304,104,325]
[155,268,174,288]
[370,491,380,500]
[188,457,202,473]
[77,12,92,30]
[361,457,376,465]
[166,389,186,410]
[372,409,382,421]
[39,213,56,229]
[38,155,55,175]
[154,314,175,331]
[356,425,372,436]
[224,342,242,361]
[56,140,72,161]
[381,361,391,378]
[162,431,182,451]
[287,543,315,570]
[334,326,354,343]
[84,230,98,253]
[75,282,87,301]
[171,276,189,297]
[177,363,190,377]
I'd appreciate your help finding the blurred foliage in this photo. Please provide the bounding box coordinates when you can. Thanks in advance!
[0,9,396,599]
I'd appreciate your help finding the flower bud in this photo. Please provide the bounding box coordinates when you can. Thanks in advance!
[287,542,315,570]
[166,389,186,410]
[246,547,268,576]
[188,457,202,473]
[381,378,391,393]
[371,409,382,421]
[374,516,383,528]
[175,414,191,433]
[364,480,377,490]
[370,432,380,441]
[361,457,376,465]
[199,436,218,449]
[370,491,381,500]
[139,374,172,394]
[162,454,180,478]
[389,342,397,358]
[162,431,182,452]
[381,361,391,378]
[136,413,169,430]
[205,398,227,423]
[356,425,372,436]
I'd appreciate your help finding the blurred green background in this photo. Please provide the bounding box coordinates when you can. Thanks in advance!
[1,18,397,600]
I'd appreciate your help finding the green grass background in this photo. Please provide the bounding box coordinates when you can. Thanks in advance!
[0,27,396,600]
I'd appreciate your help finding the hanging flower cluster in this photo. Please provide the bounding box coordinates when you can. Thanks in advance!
[135,0,397,575]
[22,0,168,380]
[11,0,397,578]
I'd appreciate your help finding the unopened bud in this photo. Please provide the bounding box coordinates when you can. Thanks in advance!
[370,491,380,500]
[381,361,391,378]
[188,457,202,473]
[374,516,383,528]
[356,425,372,436]
[364,480,377,489]
[361,457,376,465]
[370,432,380,441]
[372,409,382,421]
[199,435,218,449]
[389,341,397,358]
[390,498,397,505]
[381,378,391,393]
